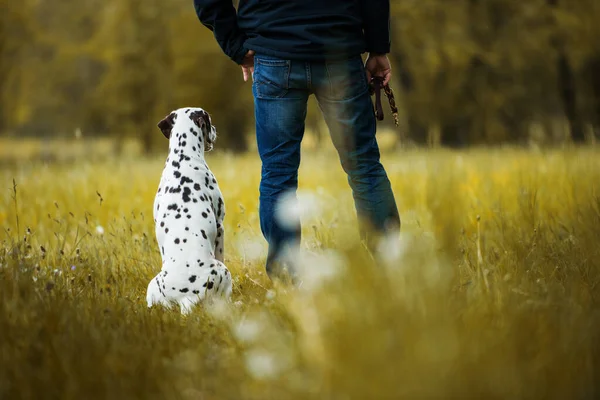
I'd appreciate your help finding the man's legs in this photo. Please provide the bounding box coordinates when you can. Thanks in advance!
[314,56,400,243]
[252,55,309,279]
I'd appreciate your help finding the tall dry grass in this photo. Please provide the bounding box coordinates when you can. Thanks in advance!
[1,144,599,399]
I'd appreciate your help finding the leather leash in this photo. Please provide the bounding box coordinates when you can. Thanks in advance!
[369,76,399,127]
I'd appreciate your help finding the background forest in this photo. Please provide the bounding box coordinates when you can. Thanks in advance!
[2,0,599,152]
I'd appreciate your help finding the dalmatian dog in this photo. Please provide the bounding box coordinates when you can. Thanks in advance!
[146,107,232,314]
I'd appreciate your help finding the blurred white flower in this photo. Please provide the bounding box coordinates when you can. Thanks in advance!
[294,249,346,292]
[265,290,276,300]
[95,225,105,235]
[234,317,263,344]
[377,231,404,265]
[53,268,62,276]
[275,189,323,230]
[244,349,281,380]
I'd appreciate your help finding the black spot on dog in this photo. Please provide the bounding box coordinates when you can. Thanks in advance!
[220,276,223,284]
[179,288,189,293]
[172,161,180,168]
[183,134,187,139]
[172,287,176,290]
[203,281,215,290]
[192,146,196,152]
[205,177,209,186]
[181,141,187,147]
[189,275,197,283]
[180,176,193,185]
[167,203,178,211]
[183,208,189,213]
[194,166,199,171]
[161,246,164,254]
[165,228,169,233]
[160,221,165,227]
[209,186,214,190]
[174,238,180,244]
[217,231,222,237]
[175,214,181,219]
[201,230,208,239]
[194,183,201,191]
[202,212,207,218]
[174,170,182,179]
[212,178,216,184]
[193,290,200,294]
[211,270,218,275]
[187,215,192,219]
[185,227,189,231]
[183,239,187,243]
[183,187,192,203]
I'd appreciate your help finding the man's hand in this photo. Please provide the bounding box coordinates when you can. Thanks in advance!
[365,53,392,86]
[241,50,255,82]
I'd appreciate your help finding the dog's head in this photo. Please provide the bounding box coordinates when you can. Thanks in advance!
[157,107,217,152]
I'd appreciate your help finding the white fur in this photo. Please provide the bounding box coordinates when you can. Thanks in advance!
[146,107,231,314]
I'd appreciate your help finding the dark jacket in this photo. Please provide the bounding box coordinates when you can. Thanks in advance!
[193,0,391,64]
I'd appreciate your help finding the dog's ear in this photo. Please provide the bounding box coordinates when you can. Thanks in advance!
[190,110,216,151]
[157,112,177,139]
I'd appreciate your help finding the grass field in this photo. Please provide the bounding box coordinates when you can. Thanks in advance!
[1,141,599,399]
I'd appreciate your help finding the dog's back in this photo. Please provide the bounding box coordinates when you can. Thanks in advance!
[147,108,231,314]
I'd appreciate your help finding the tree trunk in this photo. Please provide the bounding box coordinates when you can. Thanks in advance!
[557,54,585,143]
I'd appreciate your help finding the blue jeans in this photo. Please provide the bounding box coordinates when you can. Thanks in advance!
[252,54,400,279]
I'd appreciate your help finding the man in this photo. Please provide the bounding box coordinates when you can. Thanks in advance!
[194,0,400,281]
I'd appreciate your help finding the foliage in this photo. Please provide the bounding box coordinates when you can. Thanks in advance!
[1,144,599,398]
[0,0,599,149]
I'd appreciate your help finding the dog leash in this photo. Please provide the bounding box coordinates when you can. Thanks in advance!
[369,76,399,127]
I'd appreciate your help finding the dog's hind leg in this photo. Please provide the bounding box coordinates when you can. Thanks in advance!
[215,221,225,263]
[213,260,232,300]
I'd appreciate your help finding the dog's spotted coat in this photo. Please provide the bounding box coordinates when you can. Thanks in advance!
[146,107,232,314]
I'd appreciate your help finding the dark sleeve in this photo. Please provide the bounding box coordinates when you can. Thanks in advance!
[360,0,391,54]
[193,0,248,64]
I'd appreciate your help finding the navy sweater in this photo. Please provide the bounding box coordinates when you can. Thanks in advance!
[193,0,391,64]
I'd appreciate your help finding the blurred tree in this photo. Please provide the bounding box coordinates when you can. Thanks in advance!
[94,0,173,153]
[2,0,599,149]
[0,0,34,133]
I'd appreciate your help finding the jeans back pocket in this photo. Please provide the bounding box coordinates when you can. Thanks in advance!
[253,57,290,99]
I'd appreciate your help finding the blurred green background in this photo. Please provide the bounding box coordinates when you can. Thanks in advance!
[1,0,599,152]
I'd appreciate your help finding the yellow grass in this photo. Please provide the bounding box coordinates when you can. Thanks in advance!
[1,140,599,399]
